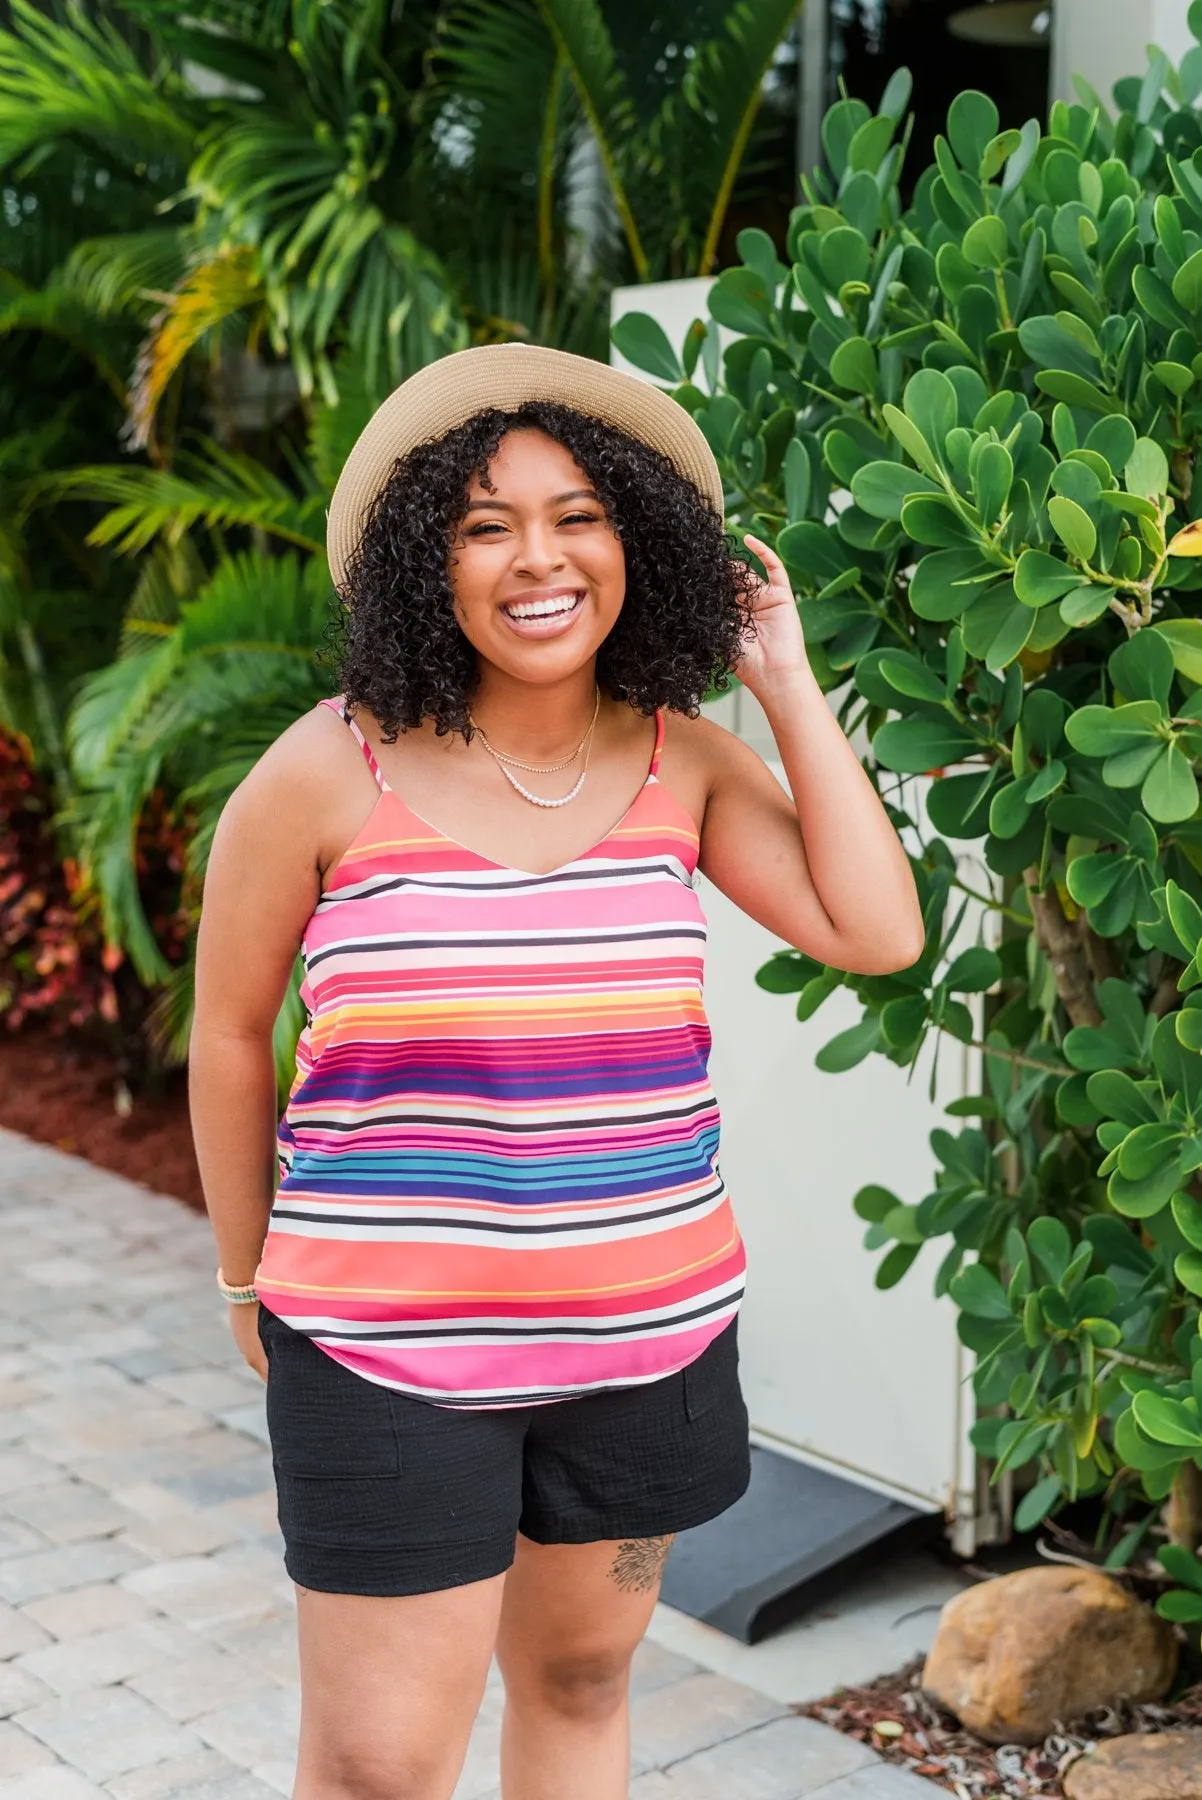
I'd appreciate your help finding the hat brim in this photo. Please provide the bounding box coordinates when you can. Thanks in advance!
[325,343,724,593]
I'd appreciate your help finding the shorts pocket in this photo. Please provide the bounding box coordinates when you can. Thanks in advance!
[682,1319,739,1423]
[263,1319,402,1480]
[276,1470,407,1549]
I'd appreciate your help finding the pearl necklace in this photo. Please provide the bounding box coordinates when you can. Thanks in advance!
[470,690,600,809]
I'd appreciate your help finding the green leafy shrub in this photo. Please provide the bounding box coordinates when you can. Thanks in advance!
[615,31,1202,1620]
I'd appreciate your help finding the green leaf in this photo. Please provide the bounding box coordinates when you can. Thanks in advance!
[1065,701,1163,756]
[1172,245,1202,311]
[877,654,949,705]
[1108,1161,1183,1219]
[872,716,977,774]
[1048,496,1097,562]
[950,1263,1013,1320]
[851,462,942,521]
[1110,628,1175,705]
[1034,371,1120,415]
[1027,1216,1073,1281]
[1132,1390,1202,1448]
[830,335,878,395]
[1126,437,1170,500]
[903,369,958,461]
[973,441,1013,525]
[947,89,999,172]
[875,1242,921,1289]
[1142,743,1199,823]
[1172,1191,1202,1250]
[1156,1590,1202,1622]
[854,1183,901,1222]
[943,946,1002,992]
[1014,1473,1063,1532]
[961,583,1035,670]
[815,1016,883,1073]
[1152,359,1195,397]
[909,551,998,622]
[882,404,941,479]
[1158,1542,1202,1591]
[1086,415,1138,474]
[610,312,684,383]
[962,215,1008,269]
[1061,585,1113,627]
[1015,550,1089,608]
[1175,1250,1202,1295]
[1153,618,1202,683]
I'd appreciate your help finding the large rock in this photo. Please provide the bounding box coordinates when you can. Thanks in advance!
[1064,1732,1202,1799]
[922,1566,1178,1745]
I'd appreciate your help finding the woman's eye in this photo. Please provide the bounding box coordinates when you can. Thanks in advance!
[560,511,599,526]
[466,521,507,537]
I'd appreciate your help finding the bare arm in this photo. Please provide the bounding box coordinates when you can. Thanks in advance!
[699,536,924,975]
[188,715,341,1369]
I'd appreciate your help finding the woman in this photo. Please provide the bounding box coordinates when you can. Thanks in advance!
[190,343,923,1800]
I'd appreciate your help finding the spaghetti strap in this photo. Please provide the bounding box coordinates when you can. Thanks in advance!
[648,708,665,780]
[321,694,388,793]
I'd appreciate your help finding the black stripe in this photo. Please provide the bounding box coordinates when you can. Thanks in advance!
[305,923,706,971]
[272,1180,726,1237]
[283,1096,718,1136]
[304,1291,743,1347]
[318,859,695,903]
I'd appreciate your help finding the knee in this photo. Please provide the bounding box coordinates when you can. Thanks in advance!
[299,1740,447,1800]
[512,1648,633,1724]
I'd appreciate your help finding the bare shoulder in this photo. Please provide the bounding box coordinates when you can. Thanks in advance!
[211,699,366,871]
[661,705,770,785]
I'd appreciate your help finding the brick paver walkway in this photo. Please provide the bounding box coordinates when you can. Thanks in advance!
[0,1128,942,1799]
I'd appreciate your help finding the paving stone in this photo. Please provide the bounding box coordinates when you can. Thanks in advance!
[633,1716,878,1796]
[16,1619,198,1694]
[628,1671,786,1774]
[20,1582,156,1640]
[0,1449,62,1496]
[0,1539,147,1606]
[128,1643,280,1721]
[248,1762,293,1798]
[159,1458,277,1510]
[15,1685,203,1781]
[0,1659,53,1716]
[147,1371,261,1412]
[0,1598,52,1659]
[821,1766,950,1798]
[121,1558,283,1632]
[0,1518,47,1557]
[630,1636,702,1697]
[0,1768,107,1799]
[0,1715,56,1775]
[210,1615,297,1688]
[191,1689,300,1769]
[21,1259,101,1291]
[105,1349,193,1383]
[4,1481,136,1546]
[103,1748,249,1800]
[0,1380,47,1408]
[166,1778,282,1800]
[215,1404,269,1447]
[112,1511,241,1561]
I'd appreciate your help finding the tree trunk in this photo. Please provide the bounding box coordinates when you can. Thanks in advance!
[1165,1461,1202,1551]
[1024,868,1103,1029]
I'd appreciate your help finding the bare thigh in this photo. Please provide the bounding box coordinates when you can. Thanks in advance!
[496,1533,674,1694]
[293,1575,505,1800]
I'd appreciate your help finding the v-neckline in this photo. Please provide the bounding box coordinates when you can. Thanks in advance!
[379,759,662,878]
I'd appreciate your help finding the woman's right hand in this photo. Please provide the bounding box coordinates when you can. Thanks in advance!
[228,1301,268,1382]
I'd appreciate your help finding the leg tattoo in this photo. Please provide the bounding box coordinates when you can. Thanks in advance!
[608,1535,674,1594]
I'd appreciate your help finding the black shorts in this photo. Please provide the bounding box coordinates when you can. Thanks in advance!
[258,1306,750,1597]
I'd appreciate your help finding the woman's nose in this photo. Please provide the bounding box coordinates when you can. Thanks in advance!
[512,525,564,576]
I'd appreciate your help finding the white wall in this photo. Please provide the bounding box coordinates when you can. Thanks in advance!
[1051,0,1194,106]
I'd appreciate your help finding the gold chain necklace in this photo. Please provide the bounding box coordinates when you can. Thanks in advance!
[469,689,601,809]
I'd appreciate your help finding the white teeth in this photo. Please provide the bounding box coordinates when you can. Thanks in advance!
[504,593,582,620]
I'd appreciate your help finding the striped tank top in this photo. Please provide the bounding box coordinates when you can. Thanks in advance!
[254,694,746,1407]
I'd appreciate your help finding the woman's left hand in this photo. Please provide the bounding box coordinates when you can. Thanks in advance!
[734,534,810,695]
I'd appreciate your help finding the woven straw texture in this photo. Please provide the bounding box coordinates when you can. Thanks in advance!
[326,343,724,591]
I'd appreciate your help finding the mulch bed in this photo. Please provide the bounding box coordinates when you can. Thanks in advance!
[0,1019,204,1210]
[799,1657,1202,1797]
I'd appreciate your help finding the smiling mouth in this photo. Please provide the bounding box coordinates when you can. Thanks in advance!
[502,590,585,621]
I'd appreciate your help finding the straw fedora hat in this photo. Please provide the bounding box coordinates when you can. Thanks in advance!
[325,342,724,593]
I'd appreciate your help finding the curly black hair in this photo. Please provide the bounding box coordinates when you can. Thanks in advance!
[325,399,755,743]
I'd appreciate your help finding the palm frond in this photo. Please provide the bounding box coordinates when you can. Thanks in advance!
[668,0,801,274]
[116,538,207,660]
[64,550,330,983]
[0,278,129,404]
[127,247,265,448]
[533,0,648,279]
[0,0,195,174]
[60,230,191,321]
[29,445,326,556]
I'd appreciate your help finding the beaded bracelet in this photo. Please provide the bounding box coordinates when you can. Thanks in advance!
[216,1268,259,1305]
